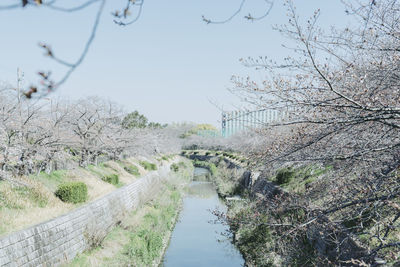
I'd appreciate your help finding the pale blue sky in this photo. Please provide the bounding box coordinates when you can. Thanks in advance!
[0,0,352,126]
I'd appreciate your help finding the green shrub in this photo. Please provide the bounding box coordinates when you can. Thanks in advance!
[178,161,186,168]
[127,229,163,266]
[216,156,224,166]
[123,187,181,266]
[102,174,119,185]
[343,208,374,232]
[124,165,140,176]
[237,224,273,267]
[290,235,318,266]
[193,151,199,155]
[192,160,217,175]
[215,152,221,156]
[205,151,211,156]
[209,163,217,176]
[170,163,179,172]
[139,161,157,171]
[276,168,295,185]
[101,163,120,173]
[55,182,88,203]
[192,159,205,168]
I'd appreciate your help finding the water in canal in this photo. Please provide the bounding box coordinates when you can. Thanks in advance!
[162,167,244,267]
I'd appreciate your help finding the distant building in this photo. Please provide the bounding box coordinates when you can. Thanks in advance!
[221,109,287,137]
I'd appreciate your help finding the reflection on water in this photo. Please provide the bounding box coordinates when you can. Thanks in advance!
[162,168,244,267]
[192,167,211,182]
[186,182,215,198]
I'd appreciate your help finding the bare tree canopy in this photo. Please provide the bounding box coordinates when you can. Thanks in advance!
[0,87,186,182]
[181,0,400,264]
[233,0,399,165]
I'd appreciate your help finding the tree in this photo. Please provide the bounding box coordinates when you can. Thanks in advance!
[234,0,400,166]
[0,86,185,175]
[121,111,148,129]
[147,122,164,129]
[0,87,72,178]
[227,0,400,263]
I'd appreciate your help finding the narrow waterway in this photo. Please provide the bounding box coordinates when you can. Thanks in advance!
[162,167,244,267]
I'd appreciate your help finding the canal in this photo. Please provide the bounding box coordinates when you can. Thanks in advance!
[162,167,244,266]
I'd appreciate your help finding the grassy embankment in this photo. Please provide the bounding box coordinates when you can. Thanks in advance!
[185,149,400,265]
[182,149,248,166]
[66,160,192,267]
[227,165,332,266]
[192,155,243,197]
[0,157,168,236]
[184,150,334,266]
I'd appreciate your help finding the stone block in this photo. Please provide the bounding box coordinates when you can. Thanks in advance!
[0,169,171,266]
[8,235,20,246]
[26,250,40,262]
[0,255,11,266]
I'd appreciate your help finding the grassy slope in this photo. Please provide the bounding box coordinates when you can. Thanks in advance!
[189,150,400,265]
[185,151,334,266]
[0,156,173,237]
[66,160,192,267]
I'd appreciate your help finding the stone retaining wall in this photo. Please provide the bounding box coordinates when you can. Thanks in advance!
[0,163,171,267]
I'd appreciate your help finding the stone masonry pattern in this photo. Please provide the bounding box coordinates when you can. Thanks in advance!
[0,164,170,267]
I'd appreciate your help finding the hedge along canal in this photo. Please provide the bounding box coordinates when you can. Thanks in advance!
[161,167,245,266]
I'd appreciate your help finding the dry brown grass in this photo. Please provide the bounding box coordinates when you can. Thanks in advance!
[68,168,115,201]
[124,158,147,176]
[0,157,160,237]
[0,177,73,236]
[102,161,136,185]
[71,207,153,267]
